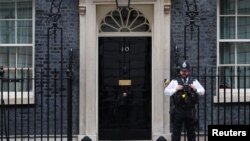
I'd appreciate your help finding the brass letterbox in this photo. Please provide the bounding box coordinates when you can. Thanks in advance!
[118,80,132,86]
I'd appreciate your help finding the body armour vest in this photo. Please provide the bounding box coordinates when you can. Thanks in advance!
[172,76,198,108]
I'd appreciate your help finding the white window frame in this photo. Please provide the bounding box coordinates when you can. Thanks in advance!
[0,0,35,105]
[215,0,250,103]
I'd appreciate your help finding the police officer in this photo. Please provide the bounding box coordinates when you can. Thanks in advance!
[164,61,205,141]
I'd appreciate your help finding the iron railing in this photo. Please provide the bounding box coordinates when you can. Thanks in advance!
[0,65,73,141]
[172,66,250,141]
[1,66,249,141]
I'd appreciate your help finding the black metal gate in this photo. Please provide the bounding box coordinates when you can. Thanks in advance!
[98,37,152,140]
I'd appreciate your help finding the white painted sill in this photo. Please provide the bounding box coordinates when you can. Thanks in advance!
[0,92,35,105]
[213,89,250,103]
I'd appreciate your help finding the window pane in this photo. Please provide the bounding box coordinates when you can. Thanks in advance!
[220,42,235,64]
[237,66,250,88]
[9,47,16,68]
[17,46,32,68]
[0,0,34,93]
[0,21,15,43]
[17,0,32,19]
[0,47,8,66]
[237,43,250,64]
[220,0,235,15]
[16,69,33,91]
[9,48,16,68]
[1,69,33,91]
[99,8,151,33]
[0,46,32,68]
[238,0,250,15]
[220,17,235,39]
[237,17,250,39]
[0,0,15,19]
[17,20,32,43]
[2,69,15,91]
[0,47,16,68]
[219,66,235,88]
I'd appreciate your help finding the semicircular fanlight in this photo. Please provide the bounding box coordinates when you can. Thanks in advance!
[99,8,151,32]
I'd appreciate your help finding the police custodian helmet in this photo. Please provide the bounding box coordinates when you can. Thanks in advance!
[180,61,190,71]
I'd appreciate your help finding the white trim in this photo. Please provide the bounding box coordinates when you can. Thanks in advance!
[32,0,35,93]
[214,89,250,103]
[218,39,250,42]
[0,44,33,46]
[218,64,250,67]
[15,0,17,43]
[96,19,99,141]
[235,0,238,39]
[79,1,86,137]
[0,92,35,105]
[215,0,220,98]
[235,15,250,17]
[0,19,33,21]
[84,0,97,137]
[98,32,152,37]
[93,0,156,4]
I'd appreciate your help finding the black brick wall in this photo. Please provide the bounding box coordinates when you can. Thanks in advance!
[35,0,80,135]
[0,0,79,136]
[171,0,217,71]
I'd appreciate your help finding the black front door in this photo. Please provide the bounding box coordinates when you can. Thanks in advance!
[98,37,152,140]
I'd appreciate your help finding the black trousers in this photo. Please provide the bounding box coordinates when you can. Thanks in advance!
[171,107,196,141]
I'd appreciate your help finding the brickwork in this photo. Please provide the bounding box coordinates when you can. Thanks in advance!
[0,0,79,135]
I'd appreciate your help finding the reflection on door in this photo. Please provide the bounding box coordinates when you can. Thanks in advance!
[98,37,152,140]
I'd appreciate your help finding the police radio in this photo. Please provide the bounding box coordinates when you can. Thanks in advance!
[181,84,190,99]
[182,83,198,105]
[181,82,196,105]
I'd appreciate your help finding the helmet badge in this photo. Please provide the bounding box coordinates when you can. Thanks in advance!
[182,62,187,68]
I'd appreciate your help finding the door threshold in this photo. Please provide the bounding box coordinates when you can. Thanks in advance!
[99,140,152,141]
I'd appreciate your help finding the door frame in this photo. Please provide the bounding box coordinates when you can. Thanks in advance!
[78,0,172,141]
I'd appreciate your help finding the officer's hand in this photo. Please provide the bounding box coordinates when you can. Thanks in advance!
[190,84,197,92]
[176,85,183,91]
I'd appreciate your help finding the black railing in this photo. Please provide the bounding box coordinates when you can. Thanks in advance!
[171,66,250,141]
[0,0,75,140]
[1,66,248,140]
[0,66,73,141]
